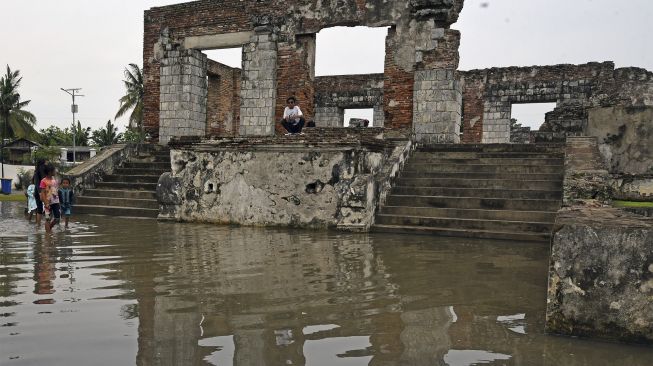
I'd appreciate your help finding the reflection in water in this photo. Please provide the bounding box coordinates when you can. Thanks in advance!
[2,201,653,365]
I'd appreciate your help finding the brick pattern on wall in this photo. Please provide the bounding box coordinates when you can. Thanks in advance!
[383,27,414,130]
[314,107,343,127]
[413,69,462,144]
[314,74,384,127]
[206,60,241,136]
[274,35,316,134]
[240,32,279,136]
[460,62,653,143]
[159,48,208,145]
[143,1,466,143]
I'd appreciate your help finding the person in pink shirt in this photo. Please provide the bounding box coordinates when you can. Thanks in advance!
[39,164,60,233]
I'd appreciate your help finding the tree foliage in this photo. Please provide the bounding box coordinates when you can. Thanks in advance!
[115,63,144,130]
[0,65,39,140]
[92,120,123,147]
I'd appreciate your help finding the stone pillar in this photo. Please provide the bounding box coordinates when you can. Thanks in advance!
[413,29,462,144]
[373,105,385,127]
[159,48,208,145]
[482,101,511,143]
[240,30,278,136]
[89,148,97,158]
[313,107,343,127]
[60,148,68,163]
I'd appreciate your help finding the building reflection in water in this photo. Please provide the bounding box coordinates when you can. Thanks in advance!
[125,223,553,366]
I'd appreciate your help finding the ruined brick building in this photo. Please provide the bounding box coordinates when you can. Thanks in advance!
[143,0,652,146]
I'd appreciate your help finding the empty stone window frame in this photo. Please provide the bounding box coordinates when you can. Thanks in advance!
[343,108,374,127]
[315,26,388,76]
[203,48,244,137]
[510,102,557,131]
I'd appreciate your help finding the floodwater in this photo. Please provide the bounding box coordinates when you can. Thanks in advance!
[1,201,652,366]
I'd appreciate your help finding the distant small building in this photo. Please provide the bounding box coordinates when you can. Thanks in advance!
[58,146,97,166]
[0,138,42,164]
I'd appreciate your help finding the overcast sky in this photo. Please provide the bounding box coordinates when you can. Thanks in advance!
[2,0,652,131]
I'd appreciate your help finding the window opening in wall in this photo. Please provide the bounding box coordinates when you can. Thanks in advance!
[343,108,374,127]
[202,47,244,137]
[511,102,557,130]
[203,48,243,69]
[315,26,388,76]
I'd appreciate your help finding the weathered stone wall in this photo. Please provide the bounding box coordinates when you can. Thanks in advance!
[158,129,411,230]
[546,207,653,344]
[459,62,653,144]
[314,74,384,127]
[144,0,464,143]
[586,106,653,175]
[206,60,241,137]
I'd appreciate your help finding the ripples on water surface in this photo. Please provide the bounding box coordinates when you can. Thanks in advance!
[1,201,652,365]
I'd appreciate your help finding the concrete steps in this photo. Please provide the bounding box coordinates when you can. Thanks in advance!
[373,144,565,242]
[75,146,170,219]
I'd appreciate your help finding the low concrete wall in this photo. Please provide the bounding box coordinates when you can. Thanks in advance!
[66,144,145,196]
[0,164,33,188]
[158,136,411,231]
[546,207,653,344]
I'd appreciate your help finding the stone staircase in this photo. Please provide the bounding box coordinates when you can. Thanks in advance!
[373,144,566,242]
[75,147,170,218]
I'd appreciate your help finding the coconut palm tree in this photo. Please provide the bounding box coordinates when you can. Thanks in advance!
[92,120,122,147]
[0,66,38,140]
[1,65,37,177]
[115,63,144,131]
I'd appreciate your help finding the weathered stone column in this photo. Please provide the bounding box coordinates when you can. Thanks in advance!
[159,48,208,145]
[482,100,511,143]
[240,28,278,136]
[413,28,462,144]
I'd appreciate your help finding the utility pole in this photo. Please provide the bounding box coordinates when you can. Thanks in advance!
[60,88,84,164]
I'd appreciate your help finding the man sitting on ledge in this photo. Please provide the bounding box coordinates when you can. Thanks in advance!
[280,96,305,135]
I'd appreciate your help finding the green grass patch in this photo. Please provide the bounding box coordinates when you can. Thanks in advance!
[0,192,26,202]
[613,200,653,208]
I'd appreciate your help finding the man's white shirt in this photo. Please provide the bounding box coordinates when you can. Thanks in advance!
[283,106,303,123]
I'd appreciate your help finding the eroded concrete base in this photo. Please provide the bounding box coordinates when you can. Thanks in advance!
[546,207,653,344]
[158,130,411,230]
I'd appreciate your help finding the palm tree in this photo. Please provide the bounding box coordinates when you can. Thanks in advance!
[0,66,37,140]
[1,65,36,177]
[115,64,143,131]
[92,120,122,147]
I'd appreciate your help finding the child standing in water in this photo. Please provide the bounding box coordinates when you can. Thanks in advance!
[26,178,37,222]
[39,165,60,233]
[58,178,74,229]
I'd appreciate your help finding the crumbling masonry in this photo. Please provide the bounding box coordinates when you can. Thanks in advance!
[144,0,653,145]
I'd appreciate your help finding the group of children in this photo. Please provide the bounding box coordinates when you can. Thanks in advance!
[26,163,74,232]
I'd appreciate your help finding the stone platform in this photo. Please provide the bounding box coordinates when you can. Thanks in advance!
[546,206,653,344]
[159,128,412,230]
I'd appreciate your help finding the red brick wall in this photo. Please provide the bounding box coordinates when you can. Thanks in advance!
[383,27,414,130]
[206,60,241,137]
[143,1,265,141]
[275,34,316,134]
[461,76,485,143]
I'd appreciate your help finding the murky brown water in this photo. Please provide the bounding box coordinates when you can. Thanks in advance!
[1,201,652,365]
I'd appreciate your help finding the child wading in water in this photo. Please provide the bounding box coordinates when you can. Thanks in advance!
[26,178,37,222]
[58,178,74,229]
[39,165,60,233]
